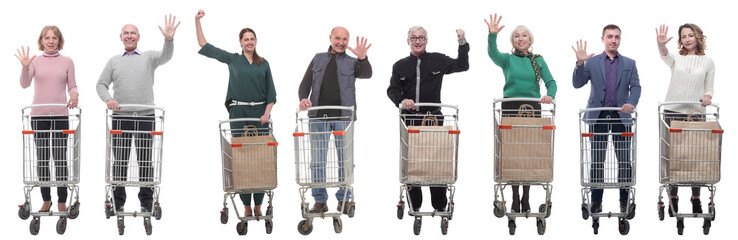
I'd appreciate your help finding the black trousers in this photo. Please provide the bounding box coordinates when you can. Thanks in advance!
[403,108,448,211]
[31,116,69,203]
[111,114,155,209]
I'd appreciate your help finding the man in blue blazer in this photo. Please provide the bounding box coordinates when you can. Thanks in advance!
[572,24,641,215]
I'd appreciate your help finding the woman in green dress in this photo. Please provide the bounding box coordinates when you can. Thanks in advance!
[195,10,276,217]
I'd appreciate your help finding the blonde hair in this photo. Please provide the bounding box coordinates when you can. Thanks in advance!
[509,25,533,53]
[37,25,64,51]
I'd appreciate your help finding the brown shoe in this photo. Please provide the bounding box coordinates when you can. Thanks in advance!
[309,202,328,213]
[337,202,353,214]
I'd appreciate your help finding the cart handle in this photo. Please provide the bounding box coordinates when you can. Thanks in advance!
[493,97,556,104]
[396,102,459,110]
[579,107,637,113]
[658,101,719,107]
[219,118,271,124]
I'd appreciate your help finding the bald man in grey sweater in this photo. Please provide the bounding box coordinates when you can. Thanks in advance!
[97,15,180,214]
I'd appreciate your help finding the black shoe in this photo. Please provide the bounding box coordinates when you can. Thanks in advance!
[141,206,151,213]
[620,201,627,213]
[668,198,678,217]
[521,200,531,213]
[434,208,446,212]
[591,202,602,213]
[337,201,353,214]
[308,202,328,213]
[39,202,52,212]
[511,199,521,213]
[116,206,125,212]
[691,199,703,214]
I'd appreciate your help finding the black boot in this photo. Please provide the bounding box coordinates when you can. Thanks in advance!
[668,198,678,217]
[691,198,703,214]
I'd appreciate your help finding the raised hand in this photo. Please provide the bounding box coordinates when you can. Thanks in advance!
[158,14,181,41]
[456,29,465,41]
[572,39,594,65]
[195,10,205,20]
[15,46,36,71]
[484,13,505,34]
[347,36,371,60]
[656,24,673,45]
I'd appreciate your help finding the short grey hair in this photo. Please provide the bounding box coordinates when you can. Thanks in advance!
[407,26,427,38]
[509,25,534,53]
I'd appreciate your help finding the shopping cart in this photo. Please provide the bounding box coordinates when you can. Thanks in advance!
[395,103,459,235]
[18,104,81,235]
[103,104,164,235]
[294,106,355,235]
[579,107,637,235]
[218,118,278,235]
[656,102,722,235]
[491,98,555,235]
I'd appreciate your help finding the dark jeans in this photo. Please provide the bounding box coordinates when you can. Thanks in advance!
[111,114,155,209]
[404,108,447,211]
[31,116,69,203]
[501,100,542,208]
[590,111,632,203]
[664,110,701,197]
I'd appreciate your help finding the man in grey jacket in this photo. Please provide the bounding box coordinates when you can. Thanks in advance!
[297,26,372,214]
[96,15,180,214]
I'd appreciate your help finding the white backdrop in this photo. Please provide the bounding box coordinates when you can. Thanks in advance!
[1,0,735,239]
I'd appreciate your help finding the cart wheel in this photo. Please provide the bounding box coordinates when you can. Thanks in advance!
[69,202,80,219]
[56,217,67,235]
[348,205,356,218]
[440,218,448,235]
[220,208,229,224]
[144,218,152,236]
[537,218,546,235]
[413,217,422,235]
[493,205,504,218]
[397,204,405,220]
[709,203,716,221]
[592,219,599,235]
[153,205,162,220]
[581,203,589,220]
[236,221,248,235]
[618,218,630,235]
[117,217,125,235]
[105,206,114,219]
[703,218,711,235]
[30,218,40,235]
[297,220,312,235]
[18,204,30,220]
[539,204,552,218]
[265,219,273,234]
[626,203,636,220]
[508,219,516,235]
[676,218,684,235]
[658,202,665,221]
[333,217,343,233]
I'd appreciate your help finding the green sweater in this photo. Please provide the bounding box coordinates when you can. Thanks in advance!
[487,33,557,99]
[198,43,277,110]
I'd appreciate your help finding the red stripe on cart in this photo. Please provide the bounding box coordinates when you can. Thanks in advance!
[407,129,420,134]
[231,143,243,148]
[22,130,34,134]
[499,125,512,129]
[63,130,76,134]
[333,131,346,136]
[621,132,634,137]
[110,130,123,135]
[448,130,461,135]
[151,131,163,136]
[582,133,594,137]
[268,142,278,146]
[712,129,724,134]
[543,125,556,130]
[293,132,305,137]
[669,128,682,133]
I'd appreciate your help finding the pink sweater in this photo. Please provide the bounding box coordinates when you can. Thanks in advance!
[20,51,78,116]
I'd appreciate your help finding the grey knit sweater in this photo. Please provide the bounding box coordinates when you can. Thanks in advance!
[96,40,173,114]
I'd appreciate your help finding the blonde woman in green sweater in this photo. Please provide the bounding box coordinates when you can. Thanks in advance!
[486,13,557,213]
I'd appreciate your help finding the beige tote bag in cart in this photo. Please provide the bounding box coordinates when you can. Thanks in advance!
[407,115,455,182]
[668,110,722,183]
[499,104,553,182]
[228,125,277,190]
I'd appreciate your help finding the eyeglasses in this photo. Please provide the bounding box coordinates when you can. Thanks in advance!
[408,36,427,42]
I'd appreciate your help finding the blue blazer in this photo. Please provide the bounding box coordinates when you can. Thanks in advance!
[572,52,641,123]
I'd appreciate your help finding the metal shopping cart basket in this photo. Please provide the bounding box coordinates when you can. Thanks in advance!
[103,104,164,235]
[656,101,722,235]
[579,107,637,235]
[18,104,81,235]
[491,98,555,235]
[395,103,459,235]
[218,118,278,235]
[294,106,355,235]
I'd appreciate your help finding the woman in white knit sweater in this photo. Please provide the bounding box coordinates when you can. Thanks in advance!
[656,23,714,216]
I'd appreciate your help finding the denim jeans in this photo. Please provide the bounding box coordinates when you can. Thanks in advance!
[309,119,351,203]
[590,111,632,203]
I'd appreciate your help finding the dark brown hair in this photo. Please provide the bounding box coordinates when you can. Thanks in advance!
[239,28,264,66]
[37,25,64,51]
[678,23,706,55]
[602,24,621,36]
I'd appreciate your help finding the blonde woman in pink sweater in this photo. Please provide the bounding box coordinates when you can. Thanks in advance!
[16,25,79,213]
